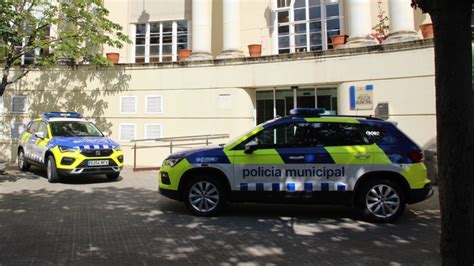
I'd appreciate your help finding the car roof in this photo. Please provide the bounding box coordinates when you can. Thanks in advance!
[263,115,390,128]
[33,117,88,123]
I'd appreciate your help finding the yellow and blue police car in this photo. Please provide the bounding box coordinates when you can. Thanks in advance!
[17,112,124,183]
[159,108,433,222]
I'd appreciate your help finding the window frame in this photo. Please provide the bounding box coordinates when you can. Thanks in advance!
[119,123,137,142]
[274,0,344,54]
[131,20,190,63]
[145,95,163,114]
[10,122,25,139]
[120,96,138,115]
[144,124,163,141]
[10,95,28,114]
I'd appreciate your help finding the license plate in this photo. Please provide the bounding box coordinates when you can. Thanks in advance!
[88,160,109,167]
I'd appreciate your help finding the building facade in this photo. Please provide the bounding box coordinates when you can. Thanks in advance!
[0,0,438,167]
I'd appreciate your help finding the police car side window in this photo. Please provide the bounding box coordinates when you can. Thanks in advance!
[242,123,310,148]
[307,122,367,146]
[38,123,49,138]
[363,125,396,145]
[27,122,40,134]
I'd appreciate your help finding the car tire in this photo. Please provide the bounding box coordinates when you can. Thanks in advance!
[356,178,406,223]
[106,172,120,180]
[18,149,31,171]
[183,176,226,217]
[46,155,60,183]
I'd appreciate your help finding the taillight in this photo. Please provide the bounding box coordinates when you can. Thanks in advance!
[408,151,424,163]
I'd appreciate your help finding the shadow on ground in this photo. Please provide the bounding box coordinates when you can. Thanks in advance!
[0,175,441,265]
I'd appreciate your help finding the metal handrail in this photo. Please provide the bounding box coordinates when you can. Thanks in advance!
[130,133,229,171]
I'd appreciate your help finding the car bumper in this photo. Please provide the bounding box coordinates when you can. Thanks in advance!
[58,166,122,176]
[407,183,434,204]
[159,187,180,201]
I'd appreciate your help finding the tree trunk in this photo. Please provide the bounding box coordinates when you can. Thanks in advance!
[430,2,474,265]
[1,66,10,97]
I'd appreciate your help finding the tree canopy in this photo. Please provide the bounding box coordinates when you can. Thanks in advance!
[0,0,130,96]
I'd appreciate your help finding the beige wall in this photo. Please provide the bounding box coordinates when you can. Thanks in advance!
[104,0,433,63]
[0,43,435,167]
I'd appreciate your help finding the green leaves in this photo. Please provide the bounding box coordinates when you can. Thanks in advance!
[0,0,131,95]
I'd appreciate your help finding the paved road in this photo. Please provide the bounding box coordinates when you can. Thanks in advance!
[0,167,441,265]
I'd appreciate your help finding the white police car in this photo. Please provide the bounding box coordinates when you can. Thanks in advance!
[158,108,433,222]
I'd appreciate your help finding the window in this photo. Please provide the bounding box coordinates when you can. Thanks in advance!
[120,96,137,114]
[362,125,397,146]
[145,124,162,140]
[145,96,163,114]
[11,96,28,113]
[10,122,25,139]
[307,123,366,146]
[133,20,189,63]
[38,122,49,138]
[243,123,310,148]
[274,0,343,53]
[27,121,40,134]
[119,124,136,141]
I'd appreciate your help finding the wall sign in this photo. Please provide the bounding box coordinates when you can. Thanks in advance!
[350,85,373,110]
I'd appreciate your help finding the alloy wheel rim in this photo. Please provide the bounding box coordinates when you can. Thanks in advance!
[18,152,24,168]
[366,184,400,218]
[188,181,219,213]
[47,160,52,180]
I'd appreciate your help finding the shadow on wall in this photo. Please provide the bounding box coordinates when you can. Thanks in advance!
[1,66,131,162]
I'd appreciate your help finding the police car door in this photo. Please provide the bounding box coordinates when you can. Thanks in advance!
[231,122,311,193]
[24,122,40,162]
[31,122,50,164]
[307,122,373,192]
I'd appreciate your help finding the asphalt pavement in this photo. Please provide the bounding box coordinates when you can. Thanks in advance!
[0,166,441,265]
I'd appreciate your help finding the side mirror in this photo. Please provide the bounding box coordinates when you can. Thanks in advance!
[244,141,259,154]
[102,132,109,137]
[35,132,45,139]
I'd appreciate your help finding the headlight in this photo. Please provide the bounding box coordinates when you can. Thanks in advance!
[113,145,122,151]
[163,158,183,167]
[59,146,78,153]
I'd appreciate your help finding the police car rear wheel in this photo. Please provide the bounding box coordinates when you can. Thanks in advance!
[357,179,406,223]
[18,149,30,171]
[46,155,60,183]
[184,177,224,216]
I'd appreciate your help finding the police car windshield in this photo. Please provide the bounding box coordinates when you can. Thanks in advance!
[49,121,103,137]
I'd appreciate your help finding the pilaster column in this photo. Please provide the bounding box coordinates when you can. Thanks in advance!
[346,0,377,47]
[384,0,418,43]
[217,0,244,59]
[187,0,213,61]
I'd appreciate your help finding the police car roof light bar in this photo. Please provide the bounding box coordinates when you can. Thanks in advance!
[42,112,82,118]
[289,108,326,117]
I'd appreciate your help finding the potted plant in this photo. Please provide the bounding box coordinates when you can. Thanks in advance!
[106,52,120,64]
[331,35,348,49]
[419,23,433,39]
[178,49,192,61]
[248,44,262,57]
[370,0,390,43]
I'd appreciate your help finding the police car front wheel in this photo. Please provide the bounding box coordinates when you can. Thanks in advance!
[357,179,406,223]
[18,149,30,171]
[46,155,61,183]
[184,177,225,216]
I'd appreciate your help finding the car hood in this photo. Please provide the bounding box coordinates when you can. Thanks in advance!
[167,146,222,159]
[52,137,119,149]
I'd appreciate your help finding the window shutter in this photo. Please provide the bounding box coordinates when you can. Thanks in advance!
[145,124,162,140]
[146,96,162,113]
[120,124,136,141]
[11,96,27,113]
[10,123,25,139]
[121,96,136,114]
